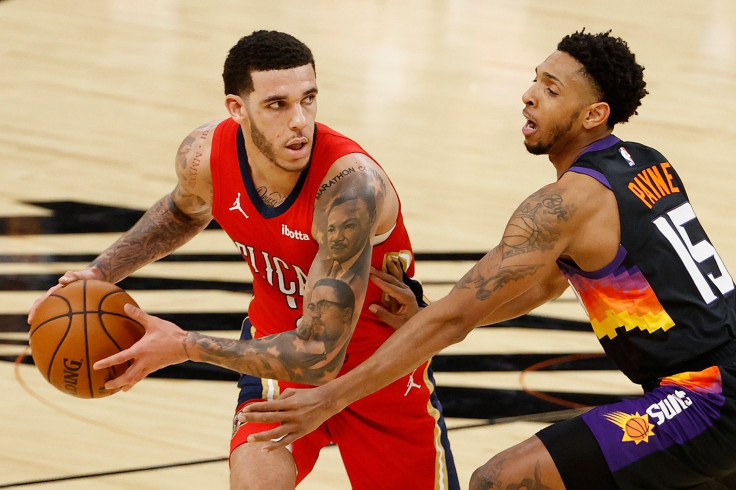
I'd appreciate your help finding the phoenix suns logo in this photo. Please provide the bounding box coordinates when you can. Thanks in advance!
[604,411,655,444]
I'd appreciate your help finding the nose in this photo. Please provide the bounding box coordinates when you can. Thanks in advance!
[522,84,535,107]
[290,103,307,131]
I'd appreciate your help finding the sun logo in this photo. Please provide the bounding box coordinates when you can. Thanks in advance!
[603,411,655,444]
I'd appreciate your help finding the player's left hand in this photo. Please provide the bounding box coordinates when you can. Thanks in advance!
[238,386,340,451]
[92,304,189,391]
[369,263,420,329]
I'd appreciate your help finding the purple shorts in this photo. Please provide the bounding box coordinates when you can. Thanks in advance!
[538,365,736,489]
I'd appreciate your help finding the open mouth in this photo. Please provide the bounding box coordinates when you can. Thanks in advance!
[522,118,537,136]
[286,136,309,153]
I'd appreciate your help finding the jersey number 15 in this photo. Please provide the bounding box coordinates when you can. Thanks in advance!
[653,202,735,304]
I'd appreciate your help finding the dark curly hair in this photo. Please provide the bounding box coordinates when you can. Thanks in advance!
[223,30,315,96]
[558,30,648,128]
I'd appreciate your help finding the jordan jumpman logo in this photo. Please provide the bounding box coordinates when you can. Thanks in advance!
[229,193,249,219]
[404,369,421,396]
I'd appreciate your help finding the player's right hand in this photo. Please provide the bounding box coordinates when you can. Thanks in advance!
[27,267,105,324]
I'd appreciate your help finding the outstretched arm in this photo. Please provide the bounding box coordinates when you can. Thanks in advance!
[95,153,400,389]
[239,184,577,449]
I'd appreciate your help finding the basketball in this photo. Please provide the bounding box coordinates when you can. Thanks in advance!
[625,417,650,439]
[29,280,145,399]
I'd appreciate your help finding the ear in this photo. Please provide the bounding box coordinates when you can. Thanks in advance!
[225,94,247,123]
[582,101,610,130]
[342,308,355,324]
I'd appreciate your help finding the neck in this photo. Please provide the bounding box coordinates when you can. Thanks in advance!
[243,141,304,202]
[549,127,613,178]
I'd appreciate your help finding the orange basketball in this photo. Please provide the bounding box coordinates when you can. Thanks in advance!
[625,417,649,438]
[29,280,145,398]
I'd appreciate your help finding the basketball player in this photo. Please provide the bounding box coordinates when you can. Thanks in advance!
[28,30,458,490]
[238,30,736,489]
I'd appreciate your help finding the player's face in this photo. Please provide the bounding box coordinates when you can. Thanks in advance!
[243,64,318,173]
[327,199,372,263]
[521,50,599,156]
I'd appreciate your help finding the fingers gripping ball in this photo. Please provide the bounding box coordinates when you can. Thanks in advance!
[29,280,144,398]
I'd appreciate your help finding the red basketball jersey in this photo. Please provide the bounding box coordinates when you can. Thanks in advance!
[210,118,417,356]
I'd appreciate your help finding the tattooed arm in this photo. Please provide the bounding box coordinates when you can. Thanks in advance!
[314,184,577,390]
[236,180,599,448]
[88,123,216,283]
[94,153,400,389]
[28,123,217,324]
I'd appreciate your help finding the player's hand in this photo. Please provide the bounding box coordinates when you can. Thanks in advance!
[369,262,420,329]
[27,267,105,324]
[92,304,188,392]
[238,386,339,451]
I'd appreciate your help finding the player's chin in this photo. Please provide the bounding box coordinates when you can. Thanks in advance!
[279,156,311,173]
[284,143,311,164]
[523,139,549,156]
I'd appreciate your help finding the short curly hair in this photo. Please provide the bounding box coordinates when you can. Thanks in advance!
[222,30,315,96]
[558,30,648,128]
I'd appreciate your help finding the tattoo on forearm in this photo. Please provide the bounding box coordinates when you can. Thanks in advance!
[91,195,209,282]
[458,263,542,300]
[187,328,349,385]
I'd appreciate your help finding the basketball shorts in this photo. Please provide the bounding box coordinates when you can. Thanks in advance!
[230,319,459,490]
[538,364,736,489]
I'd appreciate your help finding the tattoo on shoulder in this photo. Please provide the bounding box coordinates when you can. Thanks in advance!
[177,126,211,186]
[176,135,196,171]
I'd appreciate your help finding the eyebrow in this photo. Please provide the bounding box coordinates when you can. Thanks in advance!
[262,86,318,105]
[535,68,565,87]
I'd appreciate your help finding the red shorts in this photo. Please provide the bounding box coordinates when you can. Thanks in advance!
[231,351,458,490]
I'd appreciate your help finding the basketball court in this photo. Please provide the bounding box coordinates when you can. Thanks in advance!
[1,0,735,487]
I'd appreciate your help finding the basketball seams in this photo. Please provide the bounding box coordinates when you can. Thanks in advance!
[46,321,74,382]
[29,279,143,398]
[29,293,73,336]
[28,293,75,383]
[83,280,95,398]
[98,291,143,379]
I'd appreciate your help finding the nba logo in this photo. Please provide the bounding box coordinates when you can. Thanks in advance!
[619,147,636,166]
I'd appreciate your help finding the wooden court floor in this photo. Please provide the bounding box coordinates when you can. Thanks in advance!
[1,0,735,487]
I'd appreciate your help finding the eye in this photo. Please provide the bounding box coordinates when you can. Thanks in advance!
[303,94,316,104]
[546,87,558,96]
[267,100,285,110]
